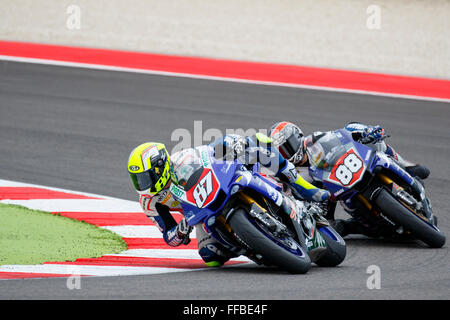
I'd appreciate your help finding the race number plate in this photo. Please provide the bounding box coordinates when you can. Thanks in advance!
[186,169,220,208]
[328,148,365,187]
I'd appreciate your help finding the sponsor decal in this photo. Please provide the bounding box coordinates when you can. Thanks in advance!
[171,200,180,207]
[200,148,210,167]
[170,183,186,198]
[160,191,172,205]
[365,150,372,161]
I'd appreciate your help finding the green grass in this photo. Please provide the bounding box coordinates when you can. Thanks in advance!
[0,203,127,265]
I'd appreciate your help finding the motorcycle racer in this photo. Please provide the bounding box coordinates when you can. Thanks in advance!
[127,136,330,267]
[128,142,235,267]
[210,133,331,203]
[269,121,430,180]
[268,121,431,237]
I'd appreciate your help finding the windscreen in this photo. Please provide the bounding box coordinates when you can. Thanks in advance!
[307,132,348,172]
[171,148,204,190]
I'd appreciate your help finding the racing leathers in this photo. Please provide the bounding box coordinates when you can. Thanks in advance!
[211,133,330,203]
[139,186,189,247]
[138,182,237,267]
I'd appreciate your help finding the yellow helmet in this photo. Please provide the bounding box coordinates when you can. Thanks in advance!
[127,142,171,194]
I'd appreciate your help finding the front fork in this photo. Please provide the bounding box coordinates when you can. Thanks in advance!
[276,194,328,256]
[230,191,328,261]
[235,191,315,252]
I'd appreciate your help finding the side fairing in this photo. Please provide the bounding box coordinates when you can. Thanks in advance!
[229,169,284,207]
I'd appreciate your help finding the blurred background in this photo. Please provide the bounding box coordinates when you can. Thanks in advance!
[1,0,449,79]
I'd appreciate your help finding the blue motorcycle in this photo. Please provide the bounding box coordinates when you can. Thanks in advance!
[306,129,445,248]
[169,145,346,274]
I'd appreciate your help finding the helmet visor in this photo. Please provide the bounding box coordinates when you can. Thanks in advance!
[129,168,161,192]
[278,133,302,160]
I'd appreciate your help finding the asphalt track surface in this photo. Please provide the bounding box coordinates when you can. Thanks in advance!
[0,60,449,300]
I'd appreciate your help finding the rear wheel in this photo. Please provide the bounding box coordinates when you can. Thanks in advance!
[374,189,445,248]
[228,208,311,274]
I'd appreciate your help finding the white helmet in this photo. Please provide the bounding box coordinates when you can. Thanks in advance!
[269,121,305,164]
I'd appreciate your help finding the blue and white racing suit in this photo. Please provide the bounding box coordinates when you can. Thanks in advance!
[211,133,331,202]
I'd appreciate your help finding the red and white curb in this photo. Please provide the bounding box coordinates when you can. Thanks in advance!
[1,41,449,102]
[0,179,250,279]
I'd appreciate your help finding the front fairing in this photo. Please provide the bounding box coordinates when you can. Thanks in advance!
[307,129,373,200]
[370,152,415,186]
[228,168,284,206]
[171,146,282,231]
[308,129,418,203]
[174,145,239,227]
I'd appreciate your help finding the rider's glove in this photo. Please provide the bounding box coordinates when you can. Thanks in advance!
[361,125,385,144]
[176,217,193,245]
[310,189,330,202]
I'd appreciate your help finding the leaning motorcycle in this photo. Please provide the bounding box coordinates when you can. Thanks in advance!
[306,129,445,248]
[169,145,347,274]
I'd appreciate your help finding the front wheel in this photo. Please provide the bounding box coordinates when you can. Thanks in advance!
[374,188,446,248]
[314,226,347,267]
[228,208,311,274]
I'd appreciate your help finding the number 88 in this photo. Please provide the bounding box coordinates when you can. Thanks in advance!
[335,153,363,185]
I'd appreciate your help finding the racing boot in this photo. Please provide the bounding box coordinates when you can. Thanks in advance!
[386,145,430,180]
[405,164,430,180]
[196,224,237,267]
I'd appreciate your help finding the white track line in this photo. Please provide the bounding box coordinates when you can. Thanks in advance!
[0,264,195,277]
[108,249,250,262]
[0,179,118,200]
[1,55,448,103]
[108,249,203,259]
[0,199,142,213]
[101,225,195,238]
